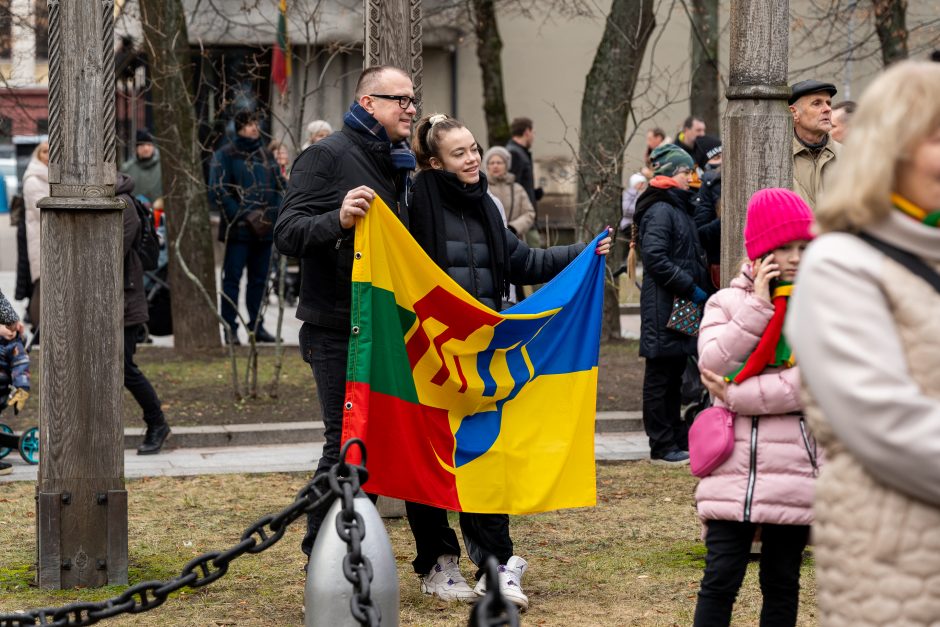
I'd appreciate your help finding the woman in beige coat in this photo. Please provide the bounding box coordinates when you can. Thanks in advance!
[482,146,535,239]
[787,60,940,627]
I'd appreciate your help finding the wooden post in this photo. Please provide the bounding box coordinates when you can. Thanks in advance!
[362,0,423,518]
[721,0,792,287]
[363,0,423,104]
[36,0,128,588]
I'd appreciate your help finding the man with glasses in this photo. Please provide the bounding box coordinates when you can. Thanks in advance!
[274,65,418,558]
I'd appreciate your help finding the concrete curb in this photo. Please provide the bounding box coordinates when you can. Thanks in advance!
[126,411,643,450]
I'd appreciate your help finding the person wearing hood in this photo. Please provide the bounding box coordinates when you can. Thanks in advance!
[116,172,172,455]
[22,141,49,336]
[120,129,163,204]
[209,110,285,345]
[627,143,710,465]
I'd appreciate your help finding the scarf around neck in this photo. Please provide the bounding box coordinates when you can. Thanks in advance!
[726,282,795,384]
[892,193,940,228]
[410,169,510,308]
[344,102,417,211]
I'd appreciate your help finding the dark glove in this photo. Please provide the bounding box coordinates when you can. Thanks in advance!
[534,187,544,202]
[691,286,709,305]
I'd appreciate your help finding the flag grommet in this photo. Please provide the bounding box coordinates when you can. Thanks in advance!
[344,401,353,410]
[352,326,360,335]
[355,252,363,260]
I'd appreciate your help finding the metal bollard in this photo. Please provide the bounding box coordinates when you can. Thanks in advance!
[305,492,399,626]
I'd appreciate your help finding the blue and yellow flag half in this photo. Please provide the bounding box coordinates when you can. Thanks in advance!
[342,198,605,514]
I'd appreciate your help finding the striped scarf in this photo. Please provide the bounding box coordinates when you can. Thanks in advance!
[892,193,940,227]
[343,102,417,210]
[726,283,795,384]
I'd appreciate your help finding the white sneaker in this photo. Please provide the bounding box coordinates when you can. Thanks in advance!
[473,555,529,611]
[420,555,479,602]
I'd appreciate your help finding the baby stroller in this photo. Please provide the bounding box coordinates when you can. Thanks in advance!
[0,400,39,465]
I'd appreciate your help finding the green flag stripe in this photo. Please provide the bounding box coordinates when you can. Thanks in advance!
[348,281,419,404]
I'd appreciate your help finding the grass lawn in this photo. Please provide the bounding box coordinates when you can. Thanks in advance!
[0,463,817,626]
[3,341,645,432]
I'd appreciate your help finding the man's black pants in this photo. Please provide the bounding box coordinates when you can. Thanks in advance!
[299,322,350,557]
[406,501,513,579]
[124,324,164,426]
[693,520,809,627]
[642,354,688,458]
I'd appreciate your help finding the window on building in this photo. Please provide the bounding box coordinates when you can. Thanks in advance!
[0,116,12,142]
[0,0,12,59]
[36,118,48,135]
[34,0,48,59]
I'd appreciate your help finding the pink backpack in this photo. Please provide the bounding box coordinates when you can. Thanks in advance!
[688,406,735,478]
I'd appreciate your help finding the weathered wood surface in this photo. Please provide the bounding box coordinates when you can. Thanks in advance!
[38,0,127,588]
[363,0,423,103]
[721,0,792,288]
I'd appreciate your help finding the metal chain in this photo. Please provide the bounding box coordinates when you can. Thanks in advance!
[467,557,520,627]
[0,439,372,627]
[333,440,380,627]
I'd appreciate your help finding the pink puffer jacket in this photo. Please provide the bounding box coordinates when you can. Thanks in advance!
[694,266,819,526]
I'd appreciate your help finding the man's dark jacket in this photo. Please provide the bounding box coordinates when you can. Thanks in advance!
[274,125,406,330]
[693,168,721,266]
[506,139,536,208]
[208,136,284,243]
[634,185,708,359]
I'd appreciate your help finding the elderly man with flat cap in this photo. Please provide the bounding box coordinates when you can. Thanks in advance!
[789,79,841,210]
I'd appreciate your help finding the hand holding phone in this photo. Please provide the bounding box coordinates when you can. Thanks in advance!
[753,254,781,303]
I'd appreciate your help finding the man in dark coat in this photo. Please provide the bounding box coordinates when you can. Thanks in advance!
[274,65,417,557]
[208,111,284,345]
[505,117,542,210]
[117,172,170,455]
[692,135,722,272]
[634,143,709,465]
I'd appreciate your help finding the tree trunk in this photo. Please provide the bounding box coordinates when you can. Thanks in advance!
[872,0,908,66]
[722,0,792,287]
[470,0,510,148]
[139,0,220,353]
[689,0,720,135]
[576,0,656,341]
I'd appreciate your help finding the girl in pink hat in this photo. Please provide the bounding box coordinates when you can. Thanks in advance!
[691,188,820,626]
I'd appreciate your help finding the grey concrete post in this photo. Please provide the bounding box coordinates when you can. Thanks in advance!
[721,0,793,287]
[36,0,128,588]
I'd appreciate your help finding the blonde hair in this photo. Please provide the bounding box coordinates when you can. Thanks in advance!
[816,61,940,233]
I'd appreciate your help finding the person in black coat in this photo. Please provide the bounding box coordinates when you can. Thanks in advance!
[692,135,723,275]
[117,172,170,455]
[406,113,611,610]
[273,65,418,559]
[628,143,710,465]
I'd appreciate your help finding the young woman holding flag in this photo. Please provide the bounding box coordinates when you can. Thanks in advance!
[692,188,820,627]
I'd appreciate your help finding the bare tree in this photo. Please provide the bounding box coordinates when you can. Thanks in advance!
[686,0,720,134]
[872,0,909,64]
[576,0,656,340]
[138,0,221,354]
[469,0,511,147]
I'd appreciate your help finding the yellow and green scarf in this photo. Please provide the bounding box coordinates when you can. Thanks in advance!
[893,193,940,227]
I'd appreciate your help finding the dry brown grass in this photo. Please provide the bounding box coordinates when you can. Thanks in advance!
[0,463,817,626]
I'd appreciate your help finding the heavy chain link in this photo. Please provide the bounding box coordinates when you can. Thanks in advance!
[0,439,373,627]
[467,556,520,627]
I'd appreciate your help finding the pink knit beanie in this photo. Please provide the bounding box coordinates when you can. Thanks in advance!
[744,188,815,260]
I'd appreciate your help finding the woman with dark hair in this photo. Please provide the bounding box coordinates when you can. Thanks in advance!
[404,113,611,610]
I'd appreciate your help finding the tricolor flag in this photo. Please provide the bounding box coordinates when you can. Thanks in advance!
[342,198,605,515]
[271,0,291,96]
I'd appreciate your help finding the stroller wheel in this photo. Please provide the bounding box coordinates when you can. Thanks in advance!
[19,427,39,465]
[0,423,12,459]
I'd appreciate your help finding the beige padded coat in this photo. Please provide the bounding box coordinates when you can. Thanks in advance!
[788,211,940,627]
[792,135,840,211]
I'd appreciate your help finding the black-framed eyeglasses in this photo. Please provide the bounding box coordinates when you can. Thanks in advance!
[369,94,420,110]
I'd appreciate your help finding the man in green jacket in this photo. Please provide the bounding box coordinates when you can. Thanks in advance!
[120,129,163,204]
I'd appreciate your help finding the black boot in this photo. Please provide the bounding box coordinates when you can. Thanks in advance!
[138,422,171,455]
[253,326,277,343]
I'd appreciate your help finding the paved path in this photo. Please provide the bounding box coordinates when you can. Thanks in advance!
[0,431,650,483]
